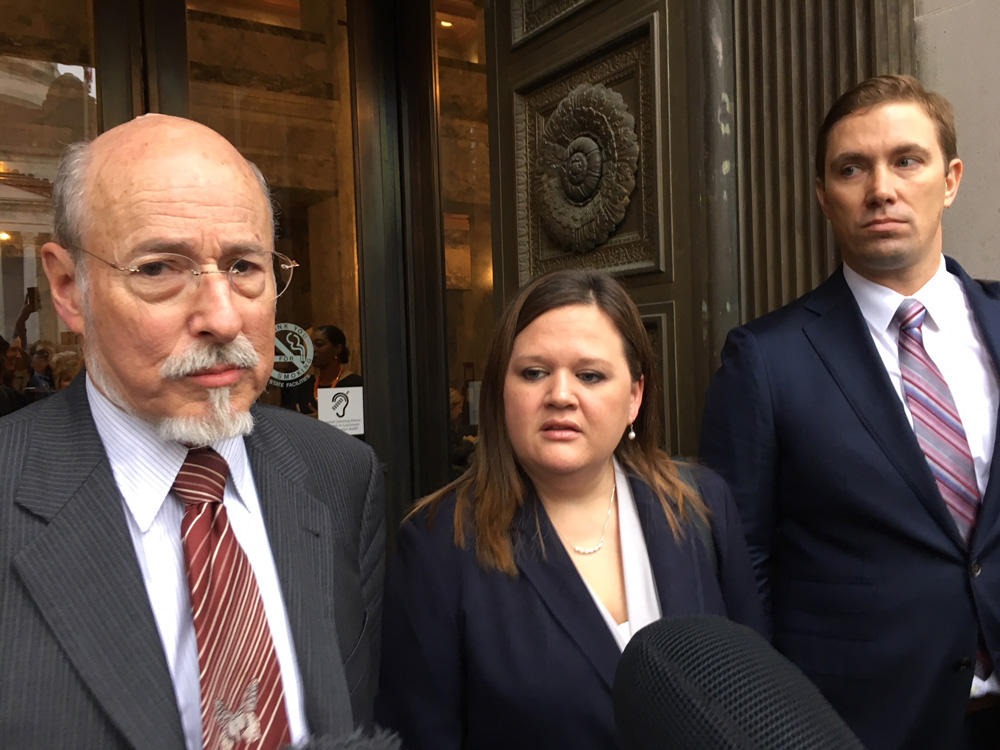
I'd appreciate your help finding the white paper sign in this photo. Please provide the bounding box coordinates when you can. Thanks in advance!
[317,386,365,435]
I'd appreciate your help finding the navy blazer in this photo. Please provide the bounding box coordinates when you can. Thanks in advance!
[0,376,385,747]
[700,258,1000,750]
[376,466,763,749]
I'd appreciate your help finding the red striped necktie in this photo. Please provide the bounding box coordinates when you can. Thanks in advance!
[174,447,291,750]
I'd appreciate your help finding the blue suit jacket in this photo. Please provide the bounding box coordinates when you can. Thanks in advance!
[700,258,1000,750]
[376,466,764,749]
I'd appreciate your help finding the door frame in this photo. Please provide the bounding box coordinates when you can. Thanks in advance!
[118,0,452,528]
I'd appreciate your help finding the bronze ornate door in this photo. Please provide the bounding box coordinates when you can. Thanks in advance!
[486,0,724,455]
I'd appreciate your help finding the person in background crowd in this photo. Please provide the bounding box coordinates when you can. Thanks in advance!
[447,386,477,480]
[311,325,362,390]
[49,349,83,390]
[281,324,362,416]
[0,337,27,417]
[2,336,30,395]
[25,340,56,399]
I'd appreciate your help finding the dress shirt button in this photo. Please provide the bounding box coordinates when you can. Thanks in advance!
[971,561,983,577]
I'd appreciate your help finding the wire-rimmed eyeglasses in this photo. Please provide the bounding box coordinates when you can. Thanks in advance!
[81,249,299,302]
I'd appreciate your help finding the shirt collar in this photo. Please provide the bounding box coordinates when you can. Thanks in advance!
[87,376,253,533]
[842,255,964,333]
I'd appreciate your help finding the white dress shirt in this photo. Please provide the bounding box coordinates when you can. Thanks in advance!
[87,377,308,748]
[583,459,662,651]
[843,257,999,696]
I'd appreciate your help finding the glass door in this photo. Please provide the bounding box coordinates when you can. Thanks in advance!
[182,0,365,435]
[0,1,98,409]
[0,0,430,520]
[435,0,493,480]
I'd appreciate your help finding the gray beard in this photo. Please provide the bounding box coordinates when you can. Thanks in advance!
[83,324,258,447]
[154,385,255,447]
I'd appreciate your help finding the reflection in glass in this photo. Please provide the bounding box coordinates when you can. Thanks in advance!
[0,1,96,412]
[184,0,361,413]
[436,0,493,469]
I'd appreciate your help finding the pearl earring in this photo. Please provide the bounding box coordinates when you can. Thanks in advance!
[627,423,636,441]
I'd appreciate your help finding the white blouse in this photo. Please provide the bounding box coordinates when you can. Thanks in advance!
[582,459,662,651]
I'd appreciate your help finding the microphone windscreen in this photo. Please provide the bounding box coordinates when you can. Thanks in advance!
[287,728,401,750]
[613,615,863,750]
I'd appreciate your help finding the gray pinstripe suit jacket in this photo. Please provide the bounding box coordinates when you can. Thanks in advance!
[0,375,385,748]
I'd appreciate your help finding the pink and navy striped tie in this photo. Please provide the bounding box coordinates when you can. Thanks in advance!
[174,447,291,750]
[895,299,981,541]
[896,300,991,679]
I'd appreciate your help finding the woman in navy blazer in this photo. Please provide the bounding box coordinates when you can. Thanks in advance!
[377,270,763,749]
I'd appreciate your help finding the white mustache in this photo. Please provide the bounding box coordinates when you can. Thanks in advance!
[160,334,260,380]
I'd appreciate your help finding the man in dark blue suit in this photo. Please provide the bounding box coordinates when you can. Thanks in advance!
[700,75,1000,750]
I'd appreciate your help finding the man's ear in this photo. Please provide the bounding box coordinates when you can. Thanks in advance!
[815,176,830,218]
[944,157,963,207]
[40,242,86,334]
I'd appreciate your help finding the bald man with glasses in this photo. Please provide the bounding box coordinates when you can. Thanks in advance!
[0,115,386,749]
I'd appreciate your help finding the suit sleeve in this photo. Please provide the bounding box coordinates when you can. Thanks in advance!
[376,512,464,749]
[700,326,777,632]
[696,467,767,637]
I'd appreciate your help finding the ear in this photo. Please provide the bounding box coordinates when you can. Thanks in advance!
[944,157,963,207]
[628,375,645,423]
[40,242,86,335]
[815,176,830,218]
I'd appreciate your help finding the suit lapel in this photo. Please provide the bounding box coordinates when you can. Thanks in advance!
[245,411,353,735]
[801,270,965,548]
[949,260,1000,550]
[513,498,621,690]
[12,380,184,747]
[630,477,705,616]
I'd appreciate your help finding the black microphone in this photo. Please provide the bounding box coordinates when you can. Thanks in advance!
[287,727,401,750]
[613,615,864,749]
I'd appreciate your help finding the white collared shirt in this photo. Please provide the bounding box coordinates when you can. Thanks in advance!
[87,377,308,748]
[844,257,999,696]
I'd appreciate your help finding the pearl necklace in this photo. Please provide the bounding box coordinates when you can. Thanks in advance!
[571,484,617,555]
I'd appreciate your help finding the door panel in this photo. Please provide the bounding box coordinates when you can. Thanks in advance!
[488,0,703,455]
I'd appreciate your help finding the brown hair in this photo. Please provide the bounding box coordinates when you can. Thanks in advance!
[815,74,958,179]
[410,268,707,575]
[50,350,83,388]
